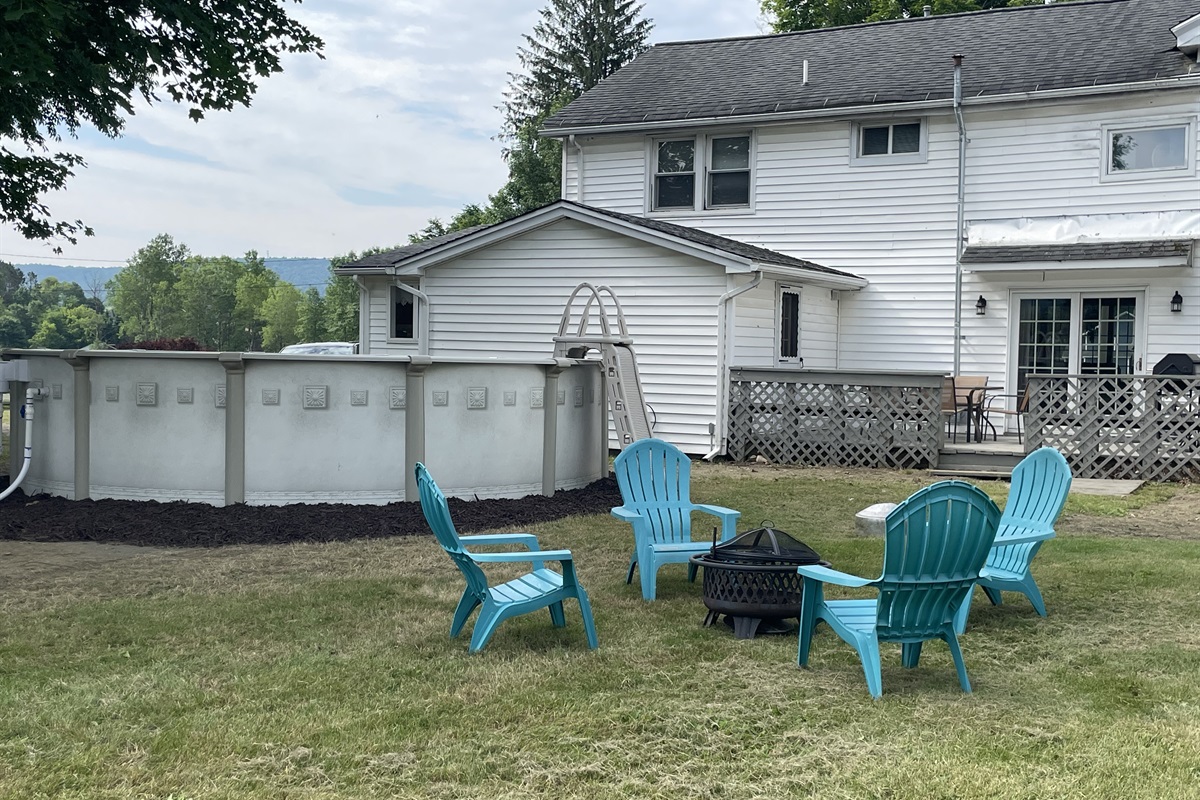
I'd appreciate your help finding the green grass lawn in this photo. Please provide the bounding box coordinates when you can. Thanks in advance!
[2,465,1199,799]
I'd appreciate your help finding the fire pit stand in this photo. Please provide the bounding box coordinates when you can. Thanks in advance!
[689,526,827,639]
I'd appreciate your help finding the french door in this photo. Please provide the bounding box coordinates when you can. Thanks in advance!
[1012,292,1143,393]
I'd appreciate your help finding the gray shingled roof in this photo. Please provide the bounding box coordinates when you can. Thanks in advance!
[338,200,860,281]
[961,239,1195,264]
[543,0,1198,132]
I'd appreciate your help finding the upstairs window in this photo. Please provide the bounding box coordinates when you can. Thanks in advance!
[391,284,417,340]
[1104,122,1192,180]
[707,136,751,208]
[851,119,927,166]
[651,133,753,212]
[653,139,696,209]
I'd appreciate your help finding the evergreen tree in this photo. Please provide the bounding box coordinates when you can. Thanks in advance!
[410,0,652,242]
[502,0,653,138]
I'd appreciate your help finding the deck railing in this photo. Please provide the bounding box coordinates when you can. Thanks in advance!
[727,368,945,469]
[1026,374,1200,482]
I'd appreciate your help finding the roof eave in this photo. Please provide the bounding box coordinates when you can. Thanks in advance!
[759,263,868,290]
[540,75,1200,138]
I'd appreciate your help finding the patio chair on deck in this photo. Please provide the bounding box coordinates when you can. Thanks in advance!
[797,480,1001,699]
[611,438,741,601]
[415,462,598,653]
[954,447,1072,633]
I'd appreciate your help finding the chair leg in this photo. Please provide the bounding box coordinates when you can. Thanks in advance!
[982,585,1004,607]
[1020,575,1048,617]
[548,601,566,628]
[687,561,698,583]
[901,641,923,669]
[639,555,658,601]
[944,632,972,693]
[797,580,820,667]
[468,605,505,653]
[574,589,599,650]
[856,636,884,700]
[451,591,480,638]
[953,586,974,635]
[625,554,637,585]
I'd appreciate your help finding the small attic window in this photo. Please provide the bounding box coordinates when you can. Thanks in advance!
[850,119,927,166]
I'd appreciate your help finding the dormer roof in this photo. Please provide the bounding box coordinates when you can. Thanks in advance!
[543,0,1199,135]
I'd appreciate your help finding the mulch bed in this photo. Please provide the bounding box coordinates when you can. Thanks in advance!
[0,479,622,548]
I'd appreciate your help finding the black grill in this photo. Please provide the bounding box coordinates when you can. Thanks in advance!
[690,527,827,639]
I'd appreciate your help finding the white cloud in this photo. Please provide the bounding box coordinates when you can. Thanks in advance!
[0,0,764,265]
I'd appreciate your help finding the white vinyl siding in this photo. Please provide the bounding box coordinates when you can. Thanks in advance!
[731,279,839,368]
[380,219,727,453]
[569,89,1199,383]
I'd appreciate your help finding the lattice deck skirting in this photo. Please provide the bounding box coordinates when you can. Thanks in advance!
[727,369,944,469]
[1026,375,1200,482]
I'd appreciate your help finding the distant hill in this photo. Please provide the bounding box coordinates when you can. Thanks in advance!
[11,257,334,299]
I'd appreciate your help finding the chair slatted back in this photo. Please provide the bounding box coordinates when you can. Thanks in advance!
[989,448,1072,574]
[415,463,489,600]
[877,481,1001,639]
[613,438,694,544]
[954,375,988,407]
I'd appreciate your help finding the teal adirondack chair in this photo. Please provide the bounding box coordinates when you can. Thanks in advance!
[798,481,1001,699]
[611,438,741,601]
[415,463,598,653]
[954,447,1072,633]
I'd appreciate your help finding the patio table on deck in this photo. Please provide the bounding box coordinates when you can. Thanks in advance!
[965,385,1002,443]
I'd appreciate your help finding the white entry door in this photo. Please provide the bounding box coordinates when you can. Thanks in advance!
[1011,292,1144,393]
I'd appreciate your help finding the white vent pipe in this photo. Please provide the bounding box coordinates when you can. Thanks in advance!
[0,387,50,502]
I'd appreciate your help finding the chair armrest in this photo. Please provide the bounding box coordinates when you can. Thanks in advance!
[460,533,540,550]
[471,550,573,565]
[993,528,1055,546]
[692,504,741,540]
[610,507,642,523]
[796,564,875,588]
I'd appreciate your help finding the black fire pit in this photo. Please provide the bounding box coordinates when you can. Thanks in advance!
[689,526,827,639]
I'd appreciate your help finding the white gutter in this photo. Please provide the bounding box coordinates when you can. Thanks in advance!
[0,387,50,502]
[705,271,762,460]
[953,54,968,376]
[540,75,1200,137]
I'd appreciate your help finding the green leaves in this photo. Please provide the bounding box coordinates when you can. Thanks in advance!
[0,0,324,247]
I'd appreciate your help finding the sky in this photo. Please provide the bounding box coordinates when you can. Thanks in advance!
[0,0,766,268]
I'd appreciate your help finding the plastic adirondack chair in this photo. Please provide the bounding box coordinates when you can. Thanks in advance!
[797,480,1001,699]
[954,447,1072,633]
[415,463,598,653]
[611,438,741,601]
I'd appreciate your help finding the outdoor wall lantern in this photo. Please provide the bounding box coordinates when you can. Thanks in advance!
[1170,291,1183,313]
[974,295,987,315]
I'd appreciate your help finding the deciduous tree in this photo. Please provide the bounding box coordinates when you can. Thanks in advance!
[761,0,1074,31]
[0,0,323,248]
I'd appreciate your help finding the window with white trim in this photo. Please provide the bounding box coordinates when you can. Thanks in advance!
[651,133,752,211]
[1103,121,1194,180]
[390,283,418,340]
[850,119,927,166]
[778,286,802,364]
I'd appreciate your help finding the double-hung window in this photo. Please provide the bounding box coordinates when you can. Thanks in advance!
[651,133,752,212]
[851,119,927,166]
[1102,120,1194,181]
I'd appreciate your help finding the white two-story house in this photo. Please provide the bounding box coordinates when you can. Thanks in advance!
[340,0,1200,457]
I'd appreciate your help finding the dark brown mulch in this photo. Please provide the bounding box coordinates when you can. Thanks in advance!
[0,479,622,548]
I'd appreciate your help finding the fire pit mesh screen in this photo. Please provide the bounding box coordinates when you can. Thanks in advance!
[691,526,828,639]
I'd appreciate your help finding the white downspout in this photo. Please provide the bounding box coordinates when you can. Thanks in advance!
[569,134,585,203]
[0,387,50,502]
[353,277,371,355]
[705,271,763,460]
[393,277,431,356]
[953,54,968,376]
